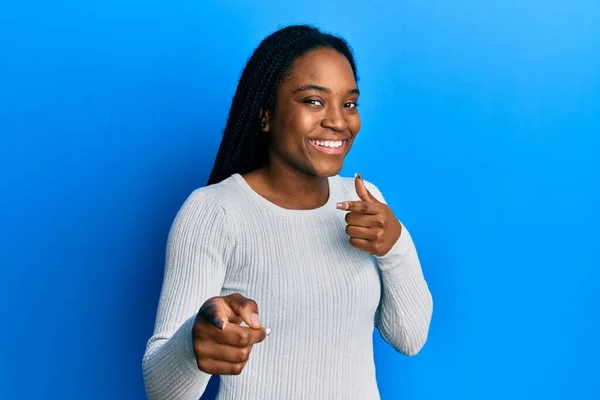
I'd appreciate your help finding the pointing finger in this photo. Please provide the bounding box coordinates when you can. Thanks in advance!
[225,293,263,330]
[214,323,269,348]
[336,200,379,214]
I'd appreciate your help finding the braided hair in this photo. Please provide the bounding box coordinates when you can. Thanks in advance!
[206,25,358,185]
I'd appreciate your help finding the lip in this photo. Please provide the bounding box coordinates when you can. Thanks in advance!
[308,139,348,155]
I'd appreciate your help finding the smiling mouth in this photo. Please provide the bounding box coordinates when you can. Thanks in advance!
[308,139,348,155]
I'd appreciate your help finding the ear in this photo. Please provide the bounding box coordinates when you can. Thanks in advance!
[259,108,271,132]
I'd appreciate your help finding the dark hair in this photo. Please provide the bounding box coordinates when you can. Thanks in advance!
[206,25,358,185]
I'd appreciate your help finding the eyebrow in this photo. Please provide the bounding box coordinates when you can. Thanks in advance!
[293,84,360,96]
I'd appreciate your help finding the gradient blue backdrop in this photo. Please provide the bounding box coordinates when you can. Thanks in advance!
[1,1,598,399]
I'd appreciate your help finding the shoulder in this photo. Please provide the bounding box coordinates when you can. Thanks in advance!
[334,174,387,204]
[174,175,243,224]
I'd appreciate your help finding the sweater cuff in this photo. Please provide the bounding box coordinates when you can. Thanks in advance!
[143,315,212,398]
[375,223,420,276]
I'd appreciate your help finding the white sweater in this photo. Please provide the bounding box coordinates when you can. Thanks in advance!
[142,173,433,400]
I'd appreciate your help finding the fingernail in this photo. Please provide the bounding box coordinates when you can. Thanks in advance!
[250,313,260,327]
[266,328,271,336]
[336,202,347,210]
[355,172,361,180]
[214,317,226,330]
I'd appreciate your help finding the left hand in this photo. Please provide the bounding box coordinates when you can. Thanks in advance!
[337,173,403,257]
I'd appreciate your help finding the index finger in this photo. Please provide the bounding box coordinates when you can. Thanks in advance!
[225,293,263,329]
[336,201,379,214]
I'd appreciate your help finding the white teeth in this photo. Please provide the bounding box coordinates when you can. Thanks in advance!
[311,140,344,148]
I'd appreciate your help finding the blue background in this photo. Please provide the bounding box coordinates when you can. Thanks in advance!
[1,1,598,399]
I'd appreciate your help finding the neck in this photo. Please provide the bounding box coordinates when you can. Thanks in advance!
[254,162,330,210]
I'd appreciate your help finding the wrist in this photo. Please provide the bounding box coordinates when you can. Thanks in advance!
[375,223,416,272]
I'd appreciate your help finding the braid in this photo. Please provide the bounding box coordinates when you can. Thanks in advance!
[207,25,358,185]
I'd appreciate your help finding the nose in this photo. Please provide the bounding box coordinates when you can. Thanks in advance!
[321,105,348,132]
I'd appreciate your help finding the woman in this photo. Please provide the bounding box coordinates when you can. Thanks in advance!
[142,24,433,400]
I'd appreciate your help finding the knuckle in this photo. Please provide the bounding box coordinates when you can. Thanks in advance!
[198,302,210,316]
[197,359,209,372]
[237,332,251,347]
[231,363,244,375]
[234,292,245,301]
[200,298,221,319]
[193,343,201,357]
[238,347,250,362]
[227,293,241,303]
[244,299,258,310]
[203,296,220,309]
[201,297,213,308]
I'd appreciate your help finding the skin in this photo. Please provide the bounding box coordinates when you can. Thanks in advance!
[247,47,362,210]
[193,47,403,376]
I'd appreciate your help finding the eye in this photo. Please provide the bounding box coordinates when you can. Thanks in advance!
[304,99,323,107]
[344,101,359,109]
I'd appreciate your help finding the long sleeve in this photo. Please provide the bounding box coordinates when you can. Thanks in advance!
[142,190,232,400]
[364,182,433,356]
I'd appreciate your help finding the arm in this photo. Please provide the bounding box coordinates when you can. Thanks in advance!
[142,190,231,400]
[374,225,433,356]
[366,183,433,356]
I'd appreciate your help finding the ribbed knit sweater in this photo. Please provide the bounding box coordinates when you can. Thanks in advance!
[142,173,433,400]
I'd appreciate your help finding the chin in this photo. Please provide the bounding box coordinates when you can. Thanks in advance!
[311,161,344,177]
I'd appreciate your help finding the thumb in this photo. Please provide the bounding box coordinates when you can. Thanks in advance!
[199,297,233,330]
[354,172,376,202]
[225,293,264,330]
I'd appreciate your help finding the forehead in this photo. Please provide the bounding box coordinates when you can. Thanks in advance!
[284,48,356,88]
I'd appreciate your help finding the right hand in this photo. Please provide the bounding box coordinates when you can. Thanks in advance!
[193,293,270,375]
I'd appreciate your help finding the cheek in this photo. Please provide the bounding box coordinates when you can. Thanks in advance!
[277,110,319,143]
[349,115,361,135]
[291,109,319,132]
